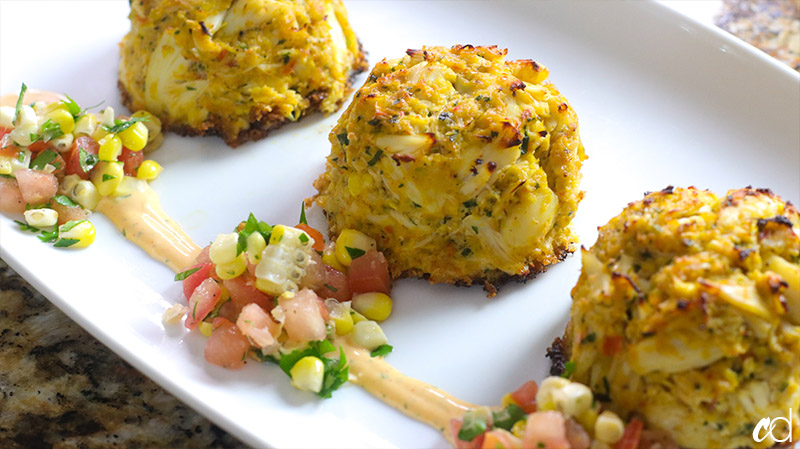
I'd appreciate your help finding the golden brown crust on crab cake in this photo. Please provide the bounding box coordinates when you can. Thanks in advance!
[119,0,368,147]
[565,186,800,449]
[313,45,586,295]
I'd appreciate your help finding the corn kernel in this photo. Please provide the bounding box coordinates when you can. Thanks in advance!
[216,252,247,280]
[136,159,163,180]
[91,161,123,196]
[24,208,58,228]
[198,321,214,337]
[326,299,354,335]
[536,376,571,411]
[0,157,11,175]
[0,106,14,128]
[350,308,367,324]
[44,107,75,135]
[352,292,393,321]
[9,105,38,146]
[9,149,31,174]
[594,411,625,444]
[98,134,122,161]
[246,231,267,264]
[335,229,377,267]
[501,393,519,408]
[119,121,148,151]
[322,243,346,272]
[132,111,163,153]
[73,114,98,136]
[50,133,74,153]
[92,124,109,141]
[351,320,388,351]
[554,382,593,417]
[576,403,600,435]
[57,220,95,248]
[71,180,100,210]
[290,356,325,393]
[511,419,527,438]
[255,225,314,296]
[209,233,239,264]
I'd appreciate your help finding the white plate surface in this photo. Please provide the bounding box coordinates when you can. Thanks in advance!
[1,1,798,448]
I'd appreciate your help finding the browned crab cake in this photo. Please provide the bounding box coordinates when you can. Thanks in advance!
[564,186,800,449]
[119,0,367,147]
[313,45,585,294]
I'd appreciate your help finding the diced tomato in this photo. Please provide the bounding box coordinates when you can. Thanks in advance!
[295,223,325,252]
[348,250,391,295]
[313,265,352,302]
[50,201,89,225]
[613,418,643,449]
[64,136,99,179]
[182,263,213,299]
[223,274,273,312]
[185,278,221,330]
[195,245,212,265]
[450,418,486,449]
[0,178,25,214]
[215,301,240,323]
[14,169,58,205]
[511,380,539,414]
[27,140,49,152]
[120,146,144,176]
[204,320,249,370]
[278,288,326,342]
[236,303,279,350]
[481,429,521,449]
[0,127,10,140]
[522,411,569,449]
[602,335,624,356]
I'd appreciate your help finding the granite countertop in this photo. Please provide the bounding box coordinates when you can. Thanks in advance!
[1,2,798,449]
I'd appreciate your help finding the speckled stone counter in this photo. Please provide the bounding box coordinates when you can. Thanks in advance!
[1,3,797,449]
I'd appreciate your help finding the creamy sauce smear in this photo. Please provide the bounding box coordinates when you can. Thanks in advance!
[96,180,199,273]
[3,90,471,443]
[340,340,474,445]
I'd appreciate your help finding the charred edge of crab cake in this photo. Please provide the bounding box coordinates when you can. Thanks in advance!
[118,42,369,148]
[391,242,574,298]
[546,335,570,377]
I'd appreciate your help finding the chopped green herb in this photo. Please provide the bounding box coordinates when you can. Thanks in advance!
[336,132,349,146]
[13,83,27,126]
[492,404,525,430]
[18,151,27,162]
[102,174,115,182]
[345,246,366,260]
[471,226,479,234]
[236,213,272,256]
[40,119,64,142]
[462,199,477,208]
[61,94,82,118]
[186,86,197,91]
[370,344,393,357]
[54,238,79,248]
[52,195,78,208]
[175,267,200,281]
[60,220,85,232]
[299,201,308,225]
[458,409,488,442]
[279,340,349,398]
[299,233,309,243]
[103,116,149,134]
[367,149,383,166]
[581,332,596,344]
[14,220,39,233]
[323,283,338,293]
[461,247,472,257]
[520,131,530,155]
[561,360,576,378]
[78,148,98,173]
[38,230,59,243]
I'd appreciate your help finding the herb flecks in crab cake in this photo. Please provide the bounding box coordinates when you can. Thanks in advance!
[313,45,586,295]
[565,186,800,449]
[119,0,367,147]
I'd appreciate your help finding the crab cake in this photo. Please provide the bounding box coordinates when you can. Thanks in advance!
[119,0,367,147]
[313,45,585,294]
[565,186,800,449]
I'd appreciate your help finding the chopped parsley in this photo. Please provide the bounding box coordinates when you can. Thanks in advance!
[370,344,393,357]
[336,132,349,146]
[367,149,383,166]
[78,148,98,173]
[299,233,309,244]
[581,332,596,344]
[461,247,472,257]
[52,195,78,208]
[61,94,82,119]
[30,149,58,170]
[299,201,308,225]
[458,409,488,442]
[491,404,525,431]
[54,238,79,248]
[345,246,366,260]
[279,340,349,398]
[13,83,27,126]
[103,116,149,134]
[174,267,201,281]
[462,199,477,208]
[322,283,338,293]
[102,174,116,182]
[520,131,530,155]
[40,119,64,142]
[236,213,272,256]
[561,360,576,378]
